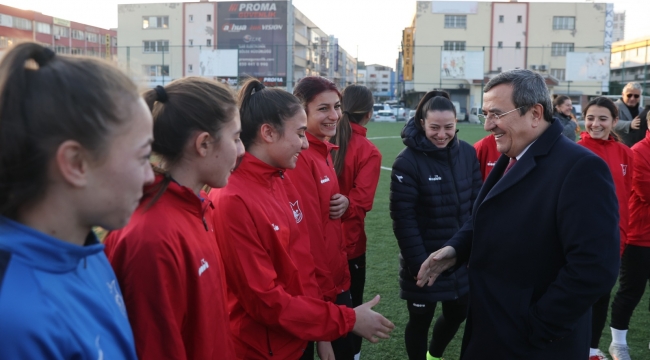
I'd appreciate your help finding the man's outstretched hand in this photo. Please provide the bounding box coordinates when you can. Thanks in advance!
[416,246,457,287]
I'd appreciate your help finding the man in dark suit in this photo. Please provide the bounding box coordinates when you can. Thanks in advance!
[417,69,620,359]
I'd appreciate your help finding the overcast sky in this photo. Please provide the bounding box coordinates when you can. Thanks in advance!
[2,0,649,69]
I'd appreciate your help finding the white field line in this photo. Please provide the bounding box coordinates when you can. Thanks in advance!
[367,136,401,140]
[381,166,392,171]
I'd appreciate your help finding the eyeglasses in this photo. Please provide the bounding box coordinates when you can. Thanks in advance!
[477,106,524,124]
[626,93,640,99]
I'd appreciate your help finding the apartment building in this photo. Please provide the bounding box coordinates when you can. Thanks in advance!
[610,37,650,97]
[401,1,614,110]
[0,4,116,59]
[117,1,356,89]
[357,62,396,101]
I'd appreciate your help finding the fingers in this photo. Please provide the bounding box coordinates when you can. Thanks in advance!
[365,295,380,308]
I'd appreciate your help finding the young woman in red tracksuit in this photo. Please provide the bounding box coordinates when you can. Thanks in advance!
[608,112,650,359]
[473,134,500,181]
[576,97,634,360]
[329,84,382,359]
[103,78,244,360]
[210,78,394,360]
[290,76,356,359]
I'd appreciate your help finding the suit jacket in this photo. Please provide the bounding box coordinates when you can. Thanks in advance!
[446,119,620,359]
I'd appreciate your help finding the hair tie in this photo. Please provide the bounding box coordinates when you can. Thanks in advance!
[154,85,168,103]
[33,47,55,67]
[252,82,265,95]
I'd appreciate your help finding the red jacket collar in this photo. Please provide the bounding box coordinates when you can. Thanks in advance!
[233,152,286,186]
[351,123,368,137]
[306,132,339,157]
[143,174,212,217]
[580,131,616,145]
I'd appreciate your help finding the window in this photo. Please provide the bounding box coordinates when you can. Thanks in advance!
[143,40,169,53]
[0,36,16,48]
[71,48,84,55]
[516,42,521,49]
[143,65,170,77]
[189,15,193,22]
[87,32,99,43]
[444,15,466,29]
[551,42,574,56]
[54,46,69,54]
[86,47,98,56]
[13,17,32,30]
[517,15,522,23]
[0,14,12,27]
[142,16,169,29]
[206,39,212,46]
[381,81,388,85]
[550,68,566,81]
[207,14,212,22]
[444,41,466,51]
[188,64,193,73]
[53,25,69,38]
[72,29,84,40]
[36,22,51,34]
[553,16,575,30]
[382,74,388,78]
[499,15,504,23]
[381,88,388,92]
[498,41,503,48]
[370,74,377,78]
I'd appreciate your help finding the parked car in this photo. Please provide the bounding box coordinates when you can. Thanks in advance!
[408,109,416,120]
[374,110,397,122]
[459,107,469,122]
[390,105,409,121]
[468,107,481,124]
[373,103,391,113]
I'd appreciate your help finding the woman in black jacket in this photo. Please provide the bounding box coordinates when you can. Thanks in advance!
[552,95,578,141]
[390,90,482,360]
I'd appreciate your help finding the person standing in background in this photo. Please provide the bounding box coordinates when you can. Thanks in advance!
[473,134,500,181]
[331,84,382,360]
[552,95,578,141]
[614,82,643,147]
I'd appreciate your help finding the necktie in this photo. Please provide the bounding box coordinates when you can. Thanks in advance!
[504,157,517,175]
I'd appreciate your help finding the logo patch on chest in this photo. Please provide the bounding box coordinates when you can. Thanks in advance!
[320,176,330,184]
[429,175,442,181]
[621,164,628,176]
[290,201,303,223]
[106,280,127,317]
[198,259,209,276]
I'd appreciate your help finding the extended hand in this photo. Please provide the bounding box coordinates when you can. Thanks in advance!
[631,117,641,130]
[329,194,349,219]
[416,246,458,287]
[316,341,335,360]
[352,295,395,343]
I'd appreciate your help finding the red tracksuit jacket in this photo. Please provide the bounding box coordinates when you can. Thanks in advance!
[287,132,351,302]
[473,134,501,181]
[628,130,650,247]
[578,132,634,254]
[104,175,233,360]
[337,123,382,260]
[210,153,356,359]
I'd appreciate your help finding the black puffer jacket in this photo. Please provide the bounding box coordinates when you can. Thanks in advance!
[390,118,482,302]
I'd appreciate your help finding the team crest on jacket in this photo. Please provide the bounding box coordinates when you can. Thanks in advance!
[621,164,628,176]
[290,201,303,223]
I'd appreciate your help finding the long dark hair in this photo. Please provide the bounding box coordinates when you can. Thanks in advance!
[414,90,456,131]
[238,78,304,149]
[553,95,570,113]
[141,77,238,206]
[331,85,374,176]
[583,96,621,142]
[0,42,139,219]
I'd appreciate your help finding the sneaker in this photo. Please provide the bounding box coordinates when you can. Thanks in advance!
[609,343,631,360]
[590,349,609,360]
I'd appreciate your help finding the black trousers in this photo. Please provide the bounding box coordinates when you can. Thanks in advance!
[300,291,355,360]
[611,245,650,330]
[591,292,611,348]
[404,293,469,360]
[348,254,366,355]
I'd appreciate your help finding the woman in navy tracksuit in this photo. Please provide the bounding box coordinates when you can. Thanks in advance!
[390,90,482,360]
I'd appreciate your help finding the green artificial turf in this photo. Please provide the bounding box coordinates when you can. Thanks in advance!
[349,121,650,359]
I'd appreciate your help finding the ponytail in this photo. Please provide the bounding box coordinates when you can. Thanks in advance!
[414,90,455,131]
[331,84,374,176]
[0,42,138,218]
[238,77,303,149]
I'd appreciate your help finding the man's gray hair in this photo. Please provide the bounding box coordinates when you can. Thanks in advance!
[622,82,642,93]
[484,69,553,122]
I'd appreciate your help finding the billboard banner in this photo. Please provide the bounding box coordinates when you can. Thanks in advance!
[217,1,288,78]
[440,51,484,80]
[403,27,414,81]
[199,49,239,77]
[565,52,610,82]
